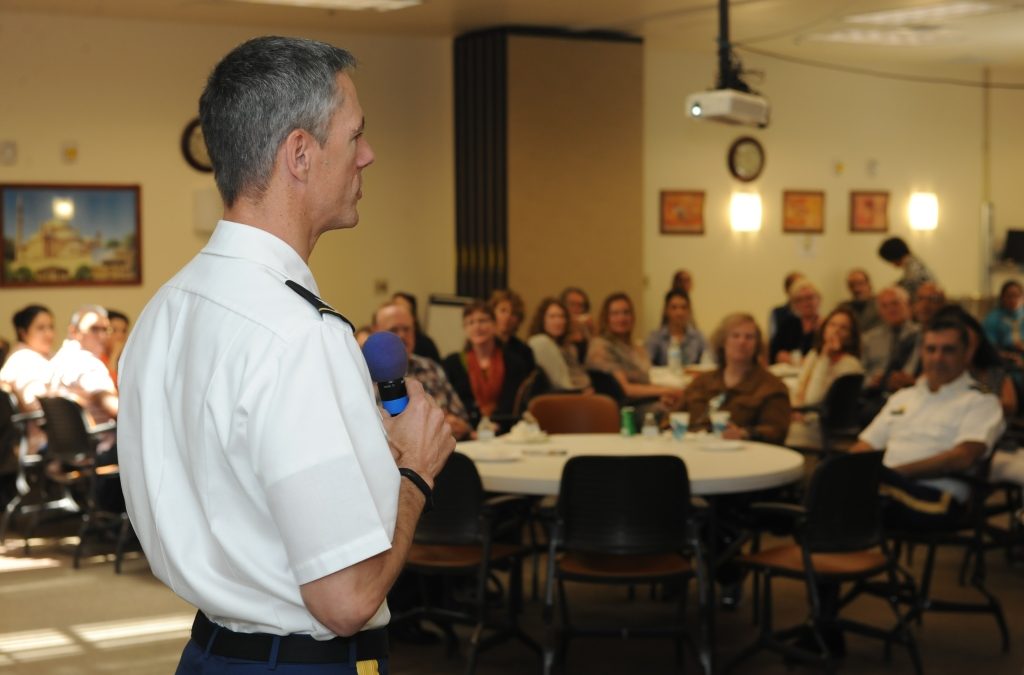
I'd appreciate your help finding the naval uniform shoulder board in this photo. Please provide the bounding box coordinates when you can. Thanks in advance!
[285,280,354,332]
[970,382,993,394]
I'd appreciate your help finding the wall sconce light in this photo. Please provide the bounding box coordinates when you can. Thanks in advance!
[730,192,762,232]
[908,192,938,231]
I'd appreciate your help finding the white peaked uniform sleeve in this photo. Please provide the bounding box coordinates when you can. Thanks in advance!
[954,392,1006,453]
[858,391,905,450]
[245,321,398,585]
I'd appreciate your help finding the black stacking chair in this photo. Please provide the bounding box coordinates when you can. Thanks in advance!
[0,393,80,552]
[885,452,1010,653]
[35,396,132,572]
[544,455,708,674]
[790,373,865,457]
[731,451,922,674]
[393,452,542,675]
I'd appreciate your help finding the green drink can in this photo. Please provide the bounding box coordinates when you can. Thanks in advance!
[620,406,637,436]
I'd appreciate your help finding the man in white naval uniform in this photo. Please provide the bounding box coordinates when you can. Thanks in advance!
[117,36,454,674]
[852,316,1004,529]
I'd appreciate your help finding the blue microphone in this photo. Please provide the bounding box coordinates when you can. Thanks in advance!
[363,332,409,416]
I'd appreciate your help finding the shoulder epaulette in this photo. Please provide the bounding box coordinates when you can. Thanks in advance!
[969,382,992,394]
[285,280,354,331]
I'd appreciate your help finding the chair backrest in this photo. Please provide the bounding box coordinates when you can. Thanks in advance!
[557,455,691,556]
[513,368,552,419]
[586,369,625,406]
[800,450,885,553]
[528,394,620,434]
[37,397,98,464]
[819,373,865,432]
[414,452,486,546]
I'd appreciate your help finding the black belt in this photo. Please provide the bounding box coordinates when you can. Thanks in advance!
[190,611,388,664]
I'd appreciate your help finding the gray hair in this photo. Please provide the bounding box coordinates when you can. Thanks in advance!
[199,36,357,207]
[69,305,108,331]
[877,285,910,304]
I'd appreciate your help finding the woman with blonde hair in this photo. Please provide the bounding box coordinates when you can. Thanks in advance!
[683,312,791,444]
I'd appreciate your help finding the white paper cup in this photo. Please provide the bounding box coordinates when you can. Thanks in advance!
[710,410,731,435]
[669,412,690,439]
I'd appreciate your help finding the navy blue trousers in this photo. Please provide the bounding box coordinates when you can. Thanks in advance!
[175,639,389,674]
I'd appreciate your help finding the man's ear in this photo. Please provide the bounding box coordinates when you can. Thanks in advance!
[282,128,316,181]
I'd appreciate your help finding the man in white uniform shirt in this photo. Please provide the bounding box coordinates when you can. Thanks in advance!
[851,317,1005,529]
[117,36,454,674]
[48,305,118,429]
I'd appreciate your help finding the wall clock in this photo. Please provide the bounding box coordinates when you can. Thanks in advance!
[728,136,764,182]
[181,118,213,173]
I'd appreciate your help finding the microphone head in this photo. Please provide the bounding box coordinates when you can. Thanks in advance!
[362,331,409,382]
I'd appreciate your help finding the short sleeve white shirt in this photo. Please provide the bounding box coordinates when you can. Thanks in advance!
[0,345,50,408]
[859,371,1005,502]
[117,220,399,639]
[47,339,117,425]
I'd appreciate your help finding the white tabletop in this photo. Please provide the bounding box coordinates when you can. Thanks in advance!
[458,432,805,497]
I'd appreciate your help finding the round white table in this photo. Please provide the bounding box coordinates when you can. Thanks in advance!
[458,432,805,496]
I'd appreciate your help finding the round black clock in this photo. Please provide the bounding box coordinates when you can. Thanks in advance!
[727,136,765,182]
[181,118,213,173]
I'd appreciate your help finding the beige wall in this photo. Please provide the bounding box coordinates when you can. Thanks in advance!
[0,11,454,337]
[642,40,1024,336]
[507,35,643,331]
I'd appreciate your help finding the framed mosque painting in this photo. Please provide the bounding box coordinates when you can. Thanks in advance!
[1,184,141,287]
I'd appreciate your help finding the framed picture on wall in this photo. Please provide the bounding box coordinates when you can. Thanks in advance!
[660,190,704,235]
[1,183,142,287]
[782,190,825,234]
[849,190,889,233]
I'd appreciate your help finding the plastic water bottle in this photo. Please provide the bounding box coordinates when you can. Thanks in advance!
[641,412,659,437]
[668,342,683,374]
[476,416,496,441]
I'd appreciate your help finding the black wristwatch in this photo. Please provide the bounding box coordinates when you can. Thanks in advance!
[399,467,434,512]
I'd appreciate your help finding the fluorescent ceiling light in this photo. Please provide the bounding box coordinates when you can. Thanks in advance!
[809,27,957,46]
[233,0,420,11]
[845,2,999,26]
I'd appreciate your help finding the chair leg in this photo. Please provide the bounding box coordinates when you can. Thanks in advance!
[0,494,22,545]
[114,515,132,574]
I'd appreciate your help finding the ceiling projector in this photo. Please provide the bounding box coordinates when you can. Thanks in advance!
[686,89,769,128]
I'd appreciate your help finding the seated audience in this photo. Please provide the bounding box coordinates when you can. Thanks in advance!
[769,278,821,364]
[0,305,55,410]
[373,302,472,440]
[861,286,920,393]
[683,313,791,444]
[768,271,804,344]
[912,281,946,326]
[671,268,693,294]
[442,301,531,432]
[935,305,1017,416]
[644,288,707,367]
[851,317,1004,529]
[106,309,130,379]
[47,306,119,441]
[785,307,864,449]
[879,236,936,300]
[391,291,442,363]
[585,292,683,409]
[982,279,1024,365]
[353,325,372,348]
[842,268,882,333]
[489,289,536,370]
[526,298,592,392]
[560,286,594,363]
